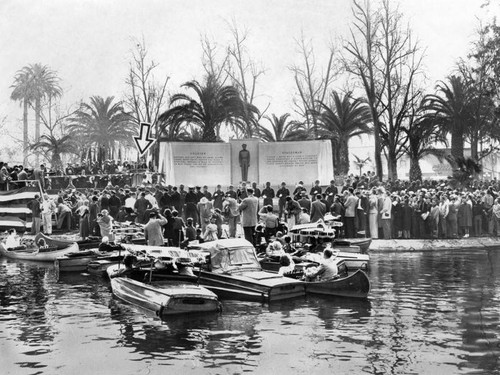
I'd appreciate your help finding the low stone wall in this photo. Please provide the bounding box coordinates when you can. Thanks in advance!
[369,237,500,252]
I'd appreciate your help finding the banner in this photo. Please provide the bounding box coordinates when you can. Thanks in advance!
[159,142,231,186]
[258,140,334,185]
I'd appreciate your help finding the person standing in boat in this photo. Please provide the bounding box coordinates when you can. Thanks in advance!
[97,209,114,241]
[239,188,258,244]
[144,211,167,246]
[41,194,56,235]
[76,199,90,240]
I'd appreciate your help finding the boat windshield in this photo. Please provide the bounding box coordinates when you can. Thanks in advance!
[210,246,261,273]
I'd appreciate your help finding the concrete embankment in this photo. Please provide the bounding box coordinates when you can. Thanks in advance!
[369,237,500,252]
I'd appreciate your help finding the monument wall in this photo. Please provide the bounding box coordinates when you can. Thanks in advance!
[258,140,334,185]
[158,142,232,186]
[158,140,333,187]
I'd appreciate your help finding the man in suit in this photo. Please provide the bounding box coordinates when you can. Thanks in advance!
[298,191,311,213]
[276,182,289,220]
[212,184,225,211]
[239,188,258,244]
[262,182,275,208]
[309,180,322,201]
[310,194,327,222]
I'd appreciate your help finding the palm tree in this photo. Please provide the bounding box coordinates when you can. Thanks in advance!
[257,113,307,142]
[68,96,135,167]
[404,115,448,181]
[158,74,258,142]
[29,134,76,172]
[28,64,62,152]
[10,67,34,165]
[424,76,473,161]
[10,64,62,165]
[316,91,372,175]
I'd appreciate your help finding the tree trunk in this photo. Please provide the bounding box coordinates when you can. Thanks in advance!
[35,97,41,165]
[470,129,478,161]
[387,149,398,180]
[371,112,383,180]
[23,99,28,166]
[331,139,338,175]
[409,157,422,181]
[450,126,464,161]
[202,125,217,142]
[337,138,350,175]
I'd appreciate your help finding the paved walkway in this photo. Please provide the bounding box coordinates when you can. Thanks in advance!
[369,237,500,252]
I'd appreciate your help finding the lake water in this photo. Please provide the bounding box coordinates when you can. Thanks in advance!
[1,249,499,375]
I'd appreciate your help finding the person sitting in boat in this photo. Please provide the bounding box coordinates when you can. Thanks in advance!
[5,229,22,249]
[278,254,295,276]
[37,237,49,250]
[110,254,141,280]
[98,236,123,253]
[266,240,285,259]
[304,249,338,282]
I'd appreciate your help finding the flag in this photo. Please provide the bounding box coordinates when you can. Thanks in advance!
[0,186,42,232]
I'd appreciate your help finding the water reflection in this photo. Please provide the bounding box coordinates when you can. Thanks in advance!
[0,249,499,374]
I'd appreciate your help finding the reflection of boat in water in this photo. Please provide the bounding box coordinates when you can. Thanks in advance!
[0,233,78,262]
[108,264,221,318]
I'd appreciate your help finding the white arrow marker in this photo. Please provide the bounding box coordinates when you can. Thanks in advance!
[134,122,156,156]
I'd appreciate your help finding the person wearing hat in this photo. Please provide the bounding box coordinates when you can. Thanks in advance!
[195,186,204,203]
[239,143,250,182]
[197,196,213,233]
[276,182,290,221]
[178,184,187,218]
[344,188,358,238]
[239,188,258,244]
[27,194,42,235]
[185,186,199,226]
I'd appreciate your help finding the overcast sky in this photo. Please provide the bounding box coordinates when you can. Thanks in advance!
[0,0,497,150]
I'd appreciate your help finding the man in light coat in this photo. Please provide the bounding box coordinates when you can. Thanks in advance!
[223,194,239,238]
[144,211,167,246]
[239,188,258,244]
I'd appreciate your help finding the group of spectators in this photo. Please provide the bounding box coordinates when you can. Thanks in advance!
[0,160,160,191]
[22,168,500,250]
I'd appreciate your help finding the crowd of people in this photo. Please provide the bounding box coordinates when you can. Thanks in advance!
[21,171,500,251]
[0,160,161,191]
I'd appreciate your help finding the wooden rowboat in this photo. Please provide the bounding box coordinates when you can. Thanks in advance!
[0,233,78,262]
[108,265,220,318]
[305,270,370,299]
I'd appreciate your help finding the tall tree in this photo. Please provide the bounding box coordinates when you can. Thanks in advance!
[225,21,267,137]
[257,113,307,142]
[290,33,338,138]
[68,96,135,167]
[10,67,32,164]
[29,134,76,172]
[10,64,62,165]
[316,91,372,175]
[404,114,447,181]
[158,74,258,142]
[125,38,169,166]
[424,76,472,161]
[344,0,423,180]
